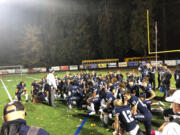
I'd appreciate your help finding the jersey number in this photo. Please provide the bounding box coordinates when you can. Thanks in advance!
[122,110,134,123]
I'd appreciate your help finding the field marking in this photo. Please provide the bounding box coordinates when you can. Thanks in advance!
[0,79,13,101]
[26,76,40,80]
[6,80,12,82]
[74,111,90,135]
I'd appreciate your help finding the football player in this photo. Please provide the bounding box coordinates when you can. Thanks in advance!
[113,99,140,135]
[124,91,152,135]
[15,82,28,102]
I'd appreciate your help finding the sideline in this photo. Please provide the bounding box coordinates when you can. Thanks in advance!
[74,111,91,135]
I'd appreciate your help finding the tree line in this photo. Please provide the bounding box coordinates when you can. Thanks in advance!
[0,0,179,67]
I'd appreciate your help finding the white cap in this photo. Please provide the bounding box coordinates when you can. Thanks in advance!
[162,122,180,135]
[166,90,180,104]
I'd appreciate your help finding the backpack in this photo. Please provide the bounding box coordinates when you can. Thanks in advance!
[27,126,40,135]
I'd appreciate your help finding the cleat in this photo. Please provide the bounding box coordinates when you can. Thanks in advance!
[89,111,96,115]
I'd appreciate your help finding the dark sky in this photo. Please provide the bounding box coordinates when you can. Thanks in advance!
[0,0,179,65]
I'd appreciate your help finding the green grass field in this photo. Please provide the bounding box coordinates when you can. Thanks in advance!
[0,70,176,135]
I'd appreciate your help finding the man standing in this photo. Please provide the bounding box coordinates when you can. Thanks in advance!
[174,64,180,89]
[161,64,172,98]
[148,64,156,90]
[46,68,57,107]
[157,63,163,89]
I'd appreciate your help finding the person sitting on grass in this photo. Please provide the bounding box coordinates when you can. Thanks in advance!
[0,101,49,135]
[140,78,156,111]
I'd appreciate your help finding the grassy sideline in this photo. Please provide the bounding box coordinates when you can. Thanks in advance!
[0,70,176,135]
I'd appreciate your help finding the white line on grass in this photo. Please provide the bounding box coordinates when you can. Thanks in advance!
[26,77,40,80]
[0,79,13,101]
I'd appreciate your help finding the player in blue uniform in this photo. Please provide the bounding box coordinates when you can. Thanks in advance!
[67,80,83,110]
[126,78,139,97]
[124,91,152,135]
[31,80,40,101]
[140,78,156,110]
[138,63,148,80]
[113,99,140,135]
[15,82,28,102]
[87,82,100,115]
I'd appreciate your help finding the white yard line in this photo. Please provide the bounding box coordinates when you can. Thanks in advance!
[0,79,13,101]
[26,76,41,80]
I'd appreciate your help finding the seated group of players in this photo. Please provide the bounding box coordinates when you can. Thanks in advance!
[15,63,177,135]
[15,77,48,103]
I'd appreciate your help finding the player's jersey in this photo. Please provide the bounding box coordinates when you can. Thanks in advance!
[16,83,26,94]
[89,86,98,94]
[117,90,125,102]
[16,84,26,90]
[31,82,40,93]
[127,84,137,93]
[114,105,137,132]
[31,82,39,89]
[141,83,153,99]
[105,92,115,107]
[129,95,149,114]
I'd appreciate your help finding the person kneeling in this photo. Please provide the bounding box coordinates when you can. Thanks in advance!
[113,99,141,135]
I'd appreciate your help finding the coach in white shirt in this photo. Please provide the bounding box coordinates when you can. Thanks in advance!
[46,68,57,107]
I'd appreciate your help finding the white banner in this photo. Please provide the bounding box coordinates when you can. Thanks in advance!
[6,69,15,74]
[151,61,163,66]
[118,62,127,67]
[22,68,28,73]
[69,65,78,70]
[164,60,176,66]
[33,67,41,72]
[0,70,8,75]
[39,67,46,72]
[52,66,60,71]
[108,63,117,68]
[15,69,21,74]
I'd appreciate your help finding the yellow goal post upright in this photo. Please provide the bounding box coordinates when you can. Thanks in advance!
[146,9,180,68]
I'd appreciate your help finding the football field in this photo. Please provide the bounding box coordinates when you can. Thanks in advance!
[0,70,176,135]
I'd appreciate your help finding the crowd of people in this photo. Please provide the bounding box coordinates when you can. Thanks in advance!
[1,63,180,135]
